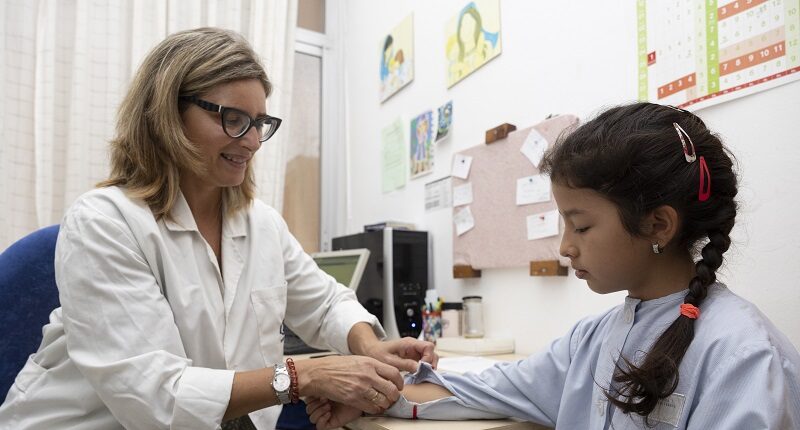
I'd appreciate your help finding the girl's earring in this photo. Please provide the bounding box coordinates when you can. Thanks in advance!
[652,243,662,254]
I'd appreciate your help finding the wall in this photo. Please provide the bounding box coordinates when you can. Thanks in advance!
[339,0,800,354]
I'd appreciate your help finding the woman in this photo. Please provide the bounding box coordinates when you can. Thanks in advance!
[0,27,436,430]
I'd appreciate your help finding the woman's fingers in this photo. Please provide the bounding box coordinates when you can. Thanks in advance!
[305,397,329,417]
[372,361,404,399]
[308,402,331,424]
[363,386,393,410]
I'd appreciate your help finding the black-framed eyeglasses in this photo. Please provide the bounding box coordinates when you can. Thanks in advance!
[179,95,282,142]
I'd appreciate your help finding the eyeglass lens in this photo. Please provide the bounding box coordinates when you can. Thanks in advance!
[222,109,277,142]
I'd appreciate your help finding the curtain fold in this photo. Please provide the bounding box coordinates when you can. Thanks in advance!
[1,0,297,249]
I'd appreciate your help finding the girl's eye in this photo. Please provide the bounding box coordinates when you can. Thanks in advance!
[575,227,590,234]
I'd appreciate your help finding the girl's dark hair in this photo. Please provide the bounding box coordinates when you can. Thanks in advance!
[540,102,738,420]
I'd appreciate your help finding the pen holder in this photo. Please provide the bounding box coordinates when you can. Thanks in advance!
[422,309,442,343]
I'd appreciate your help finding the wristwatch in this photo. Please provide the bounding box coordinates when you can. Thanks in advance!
[272,363,291,404]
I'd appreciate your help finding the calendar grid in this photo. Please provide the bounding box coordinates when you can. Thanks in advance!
[639,0,800,109]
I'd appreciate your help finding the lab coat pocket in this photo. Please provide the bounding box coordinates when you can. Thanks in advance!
[250,284,288,364]
[13,355,47,393]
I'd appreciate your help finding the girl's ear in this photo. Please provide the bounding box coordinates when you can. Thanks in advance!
[642,205,680,248]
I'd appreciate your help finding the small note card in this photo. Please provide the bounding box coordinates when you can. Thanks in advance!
[516,174,551,206]
[454,206,475,236]
[452,154,473,179]
[453,183,473,207]
[527,210,559,240]
[520,128,548,168]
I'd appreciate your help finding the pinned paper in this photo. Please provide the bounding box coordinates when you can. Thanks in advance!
[452,183,473,207]
[452,154,473,179]
[453,206,475,236]
[520,128,548,168]
[516,174,551,206]
[425,176,452,212]
[527,210,560,240]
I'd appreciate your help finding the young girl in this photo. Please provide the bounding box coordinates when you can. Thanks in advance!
[305,102,800,429]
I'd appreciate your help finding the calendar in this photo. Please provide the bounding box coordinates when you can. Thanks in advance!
[638,0,800,109]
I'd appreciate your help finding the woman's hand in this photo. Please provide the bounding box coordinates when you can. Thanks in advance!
[305,397,362,430]
[295,355,402,414]
[362,337,438,373]
[347,323,438,373]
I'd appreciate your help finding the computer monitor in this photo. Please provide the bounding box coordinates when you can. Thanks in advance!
[311,248,370,292]
[284,248,372,355]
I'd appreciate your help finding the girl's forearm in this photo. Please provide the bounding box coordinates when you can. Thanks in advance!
[401,382,454,403]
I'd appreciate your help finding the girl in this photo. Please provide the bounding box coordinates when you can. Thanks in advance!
[306,103,800,429]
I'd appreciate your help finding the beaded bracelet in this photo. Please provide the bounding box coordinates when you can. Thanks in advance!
[285,358,300,404]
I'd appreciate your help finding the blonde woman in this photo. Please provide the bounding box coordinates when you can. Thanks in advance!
[0,28,436,430]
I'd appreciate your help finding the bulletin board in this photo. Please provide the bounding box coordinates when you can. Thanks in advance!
[452,115,578,270]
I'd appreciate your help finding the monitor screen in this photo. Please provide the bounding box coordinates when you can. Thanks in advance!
[312,249,370,291]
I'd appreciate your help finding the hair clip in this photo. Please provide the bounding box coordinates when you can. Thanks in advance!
[666,104,690,114]
[673,123,697,163]
[698,156,711,202]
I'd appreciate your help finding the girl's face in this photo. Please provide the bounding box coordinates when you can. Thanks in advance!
[180,79,266,189]
[553,183,655,297]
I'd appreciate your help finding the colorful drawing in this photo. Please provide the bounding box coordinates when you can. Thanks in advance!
[380,14,414,102]
[410,110,435,178]
[445,0,502,88]
[435,100,453,141]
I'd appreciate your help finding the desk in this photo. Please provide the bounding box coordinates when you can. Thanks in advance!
[341,350,553,430]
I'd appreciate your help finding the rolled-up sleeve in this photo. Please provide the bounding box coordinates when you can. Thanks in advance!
[270,208,384,354]
[57,199,234,430]
[386,320,583,425]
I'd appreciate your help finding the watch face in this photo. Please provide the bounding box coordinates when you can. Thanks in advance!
[274,373,291,391]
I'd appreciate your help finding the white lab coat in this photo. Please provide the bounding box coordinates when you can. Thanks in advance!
[0,186,383,429]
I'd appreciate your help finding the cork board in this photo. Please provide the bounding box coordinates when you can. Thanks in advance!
[452,115,579,270]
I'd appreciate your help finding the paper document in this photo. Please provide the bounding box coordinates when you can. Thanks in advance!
[453,206,475,236]
[516,174,551,206]
[381,118,407,192]
[437,356,501,375]
[452,154,473,179]
[527,210,560,240]
[425,176,452,212]
[452,183,473,207]
[520,128,547,168]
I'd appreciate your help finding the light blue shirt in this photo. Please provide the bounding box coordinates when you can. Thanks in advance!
[387,284,800,429]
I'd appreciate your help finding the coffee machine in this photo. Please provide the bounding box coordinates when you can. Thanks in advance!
[332,229,428,339]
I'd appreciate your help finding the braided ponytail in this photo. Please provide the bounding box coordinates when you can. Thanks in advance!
[541,103,738,420]
[607,227,733,418]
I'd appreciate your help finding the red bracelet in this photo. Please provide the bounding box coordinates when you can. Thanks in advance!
[285,358,300,404]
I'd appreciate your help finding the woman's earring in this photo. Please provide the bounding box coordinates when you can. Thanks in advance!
[652,243,662,254]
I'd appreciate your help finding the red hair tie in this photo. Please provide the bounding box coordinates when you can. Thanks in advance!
[680,303,700,319]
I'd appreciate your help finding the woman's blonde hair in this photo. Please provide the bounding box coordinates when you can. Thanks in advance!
[99,27,271,219]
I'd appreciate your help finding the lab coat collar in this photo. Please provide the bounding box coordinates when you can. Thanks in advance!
[164,191,199,232]
[163,191,249,239]
[222,201,248,239]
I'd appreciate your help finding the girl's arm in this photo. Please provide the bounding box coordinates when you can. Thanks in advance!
[400,381,454,403]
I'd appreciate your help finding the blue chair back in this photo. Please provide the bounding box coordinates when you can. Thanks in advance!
[0,225,61,396]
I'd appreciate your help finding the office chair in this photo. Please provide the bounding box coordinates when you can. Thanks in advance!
[0,224,61,396]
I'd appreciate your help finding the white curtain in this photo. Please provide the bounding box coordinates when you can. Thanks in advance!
[0,0,297,249]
